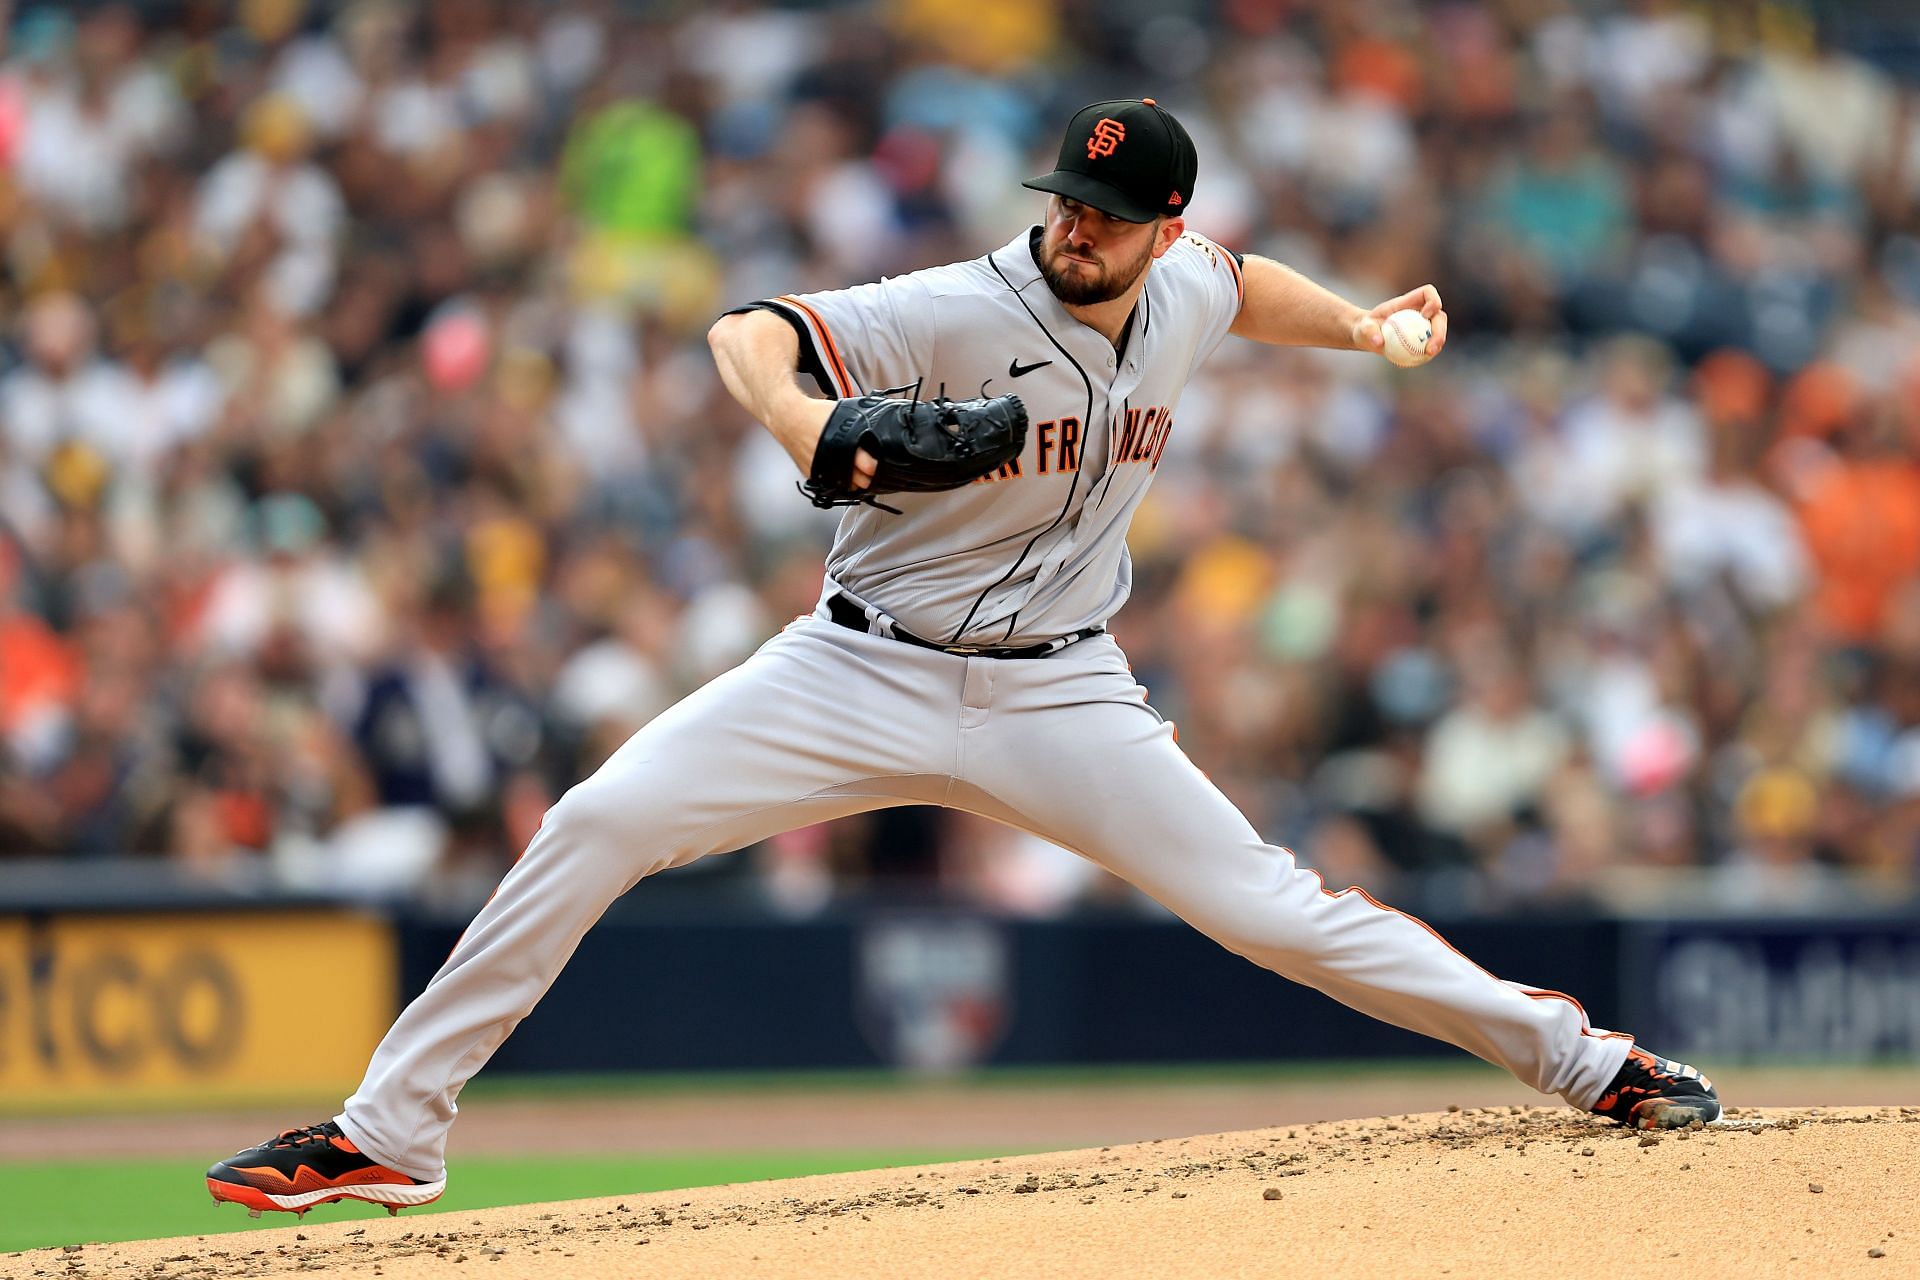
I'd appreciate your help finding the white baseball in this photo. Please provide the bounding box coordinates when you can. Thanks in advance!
[1380,309,1434,368]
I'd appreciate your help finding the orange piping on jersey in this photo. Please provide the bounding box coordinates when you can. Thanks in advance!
[1210,236,1245,308]
[778,295,856,397]
[1289,854,1633,1044]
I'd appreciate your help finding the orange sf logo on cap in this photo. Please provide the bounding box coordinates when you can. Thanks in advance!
[1086,118,1125,160]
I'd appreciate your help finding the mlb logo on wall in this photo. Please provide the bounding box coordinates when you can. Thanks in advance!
[856,917,1010,1072]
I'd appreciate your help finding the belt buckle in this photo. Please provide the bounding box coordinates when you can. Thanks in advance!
[942,643,984,656]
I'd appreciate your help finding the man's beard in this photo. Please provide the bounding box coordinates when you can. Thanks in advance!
[1038,234,1153,305]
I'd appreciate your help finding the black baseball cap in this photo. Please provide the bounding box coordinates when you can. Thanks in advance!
[1023,98,1197,223]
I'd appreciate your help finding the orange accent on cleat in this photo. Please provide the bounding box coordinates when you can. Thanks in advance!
[213,1177,277,1213]
[227,1163,413,1195]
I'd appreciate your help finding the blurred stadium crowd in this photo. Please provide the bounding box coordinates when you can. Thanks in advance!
[3,0,1920,914]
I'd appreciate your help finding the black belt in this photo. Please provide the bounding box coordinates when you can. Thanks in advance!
[826,592,1101,659]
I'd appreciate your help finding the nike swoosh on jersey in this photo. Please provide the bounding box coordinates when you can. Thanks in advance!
[1009,358,1053,378]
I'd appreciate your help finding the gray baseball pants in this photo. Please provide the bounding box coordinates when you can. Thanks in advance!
[337,611,1632,1180]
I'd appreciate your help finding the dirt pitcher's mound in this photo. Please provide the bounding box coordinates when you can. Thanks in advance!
[17,1108,1919,1279]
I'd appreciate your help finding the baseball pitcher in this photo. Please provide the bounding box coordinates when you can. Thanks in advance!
[207,99,1720,1218]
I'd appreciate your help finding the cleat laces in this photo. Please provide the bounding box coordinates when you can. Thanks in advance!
[266,1123,339,1150]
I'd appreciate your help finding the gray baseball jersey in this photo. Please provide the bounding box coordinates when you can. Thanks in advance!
[751,226,1245,648]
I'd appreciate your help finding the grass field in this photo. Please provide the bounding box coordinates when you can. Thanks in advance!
[0,1149,1003,1253]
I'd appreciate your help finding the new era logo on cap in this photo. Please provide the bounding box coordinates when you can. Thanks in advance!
[1024,98,1198,223]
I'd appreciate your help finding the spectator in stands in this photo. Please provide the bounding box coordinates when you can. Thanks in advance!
[1796,396,1920,644]
[1417,649,1569,854]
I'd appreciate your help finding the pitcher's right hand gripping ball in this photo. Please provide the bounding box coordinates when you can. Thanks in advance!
[801,391,1028,511]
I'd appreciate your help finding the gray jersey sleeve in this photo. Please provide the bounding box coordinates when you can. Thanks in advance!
[736,274,935,399]
[1162,231,1246,374]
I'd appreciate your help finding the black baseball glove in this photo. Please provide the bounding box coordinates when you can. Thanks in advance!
[800,389,1028,512]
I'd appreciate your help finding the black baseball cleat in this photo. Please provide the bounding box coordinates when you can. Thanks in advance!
[207,1121,447,1217]
[1589,1047,1721,1130]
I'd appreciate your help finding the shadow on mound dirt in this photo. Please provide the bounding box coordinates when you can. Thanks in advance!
[13,1108,1918,1279]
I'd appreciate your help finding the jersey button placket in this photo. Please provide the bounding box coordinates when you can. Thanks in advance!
[1086,354,1146,515]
